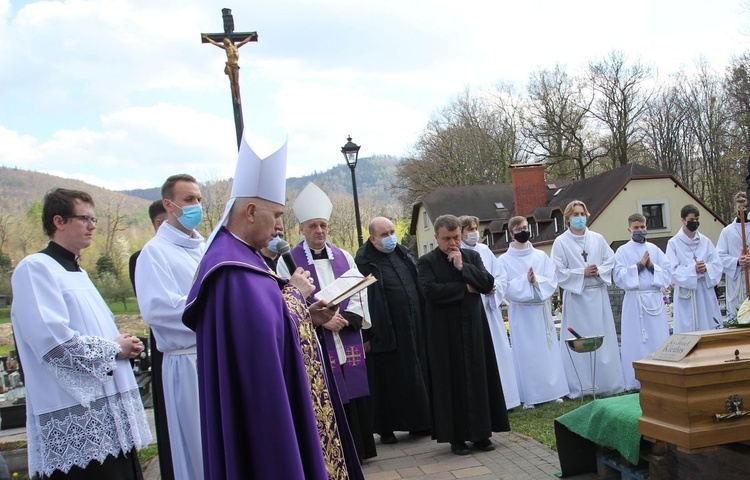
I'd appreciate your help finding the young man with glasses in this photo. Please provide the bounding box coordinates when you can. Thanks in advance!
[11,188,151,479]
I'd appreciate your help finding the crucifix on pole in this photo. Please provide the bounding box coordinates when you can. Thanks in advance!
[201,8,258,149]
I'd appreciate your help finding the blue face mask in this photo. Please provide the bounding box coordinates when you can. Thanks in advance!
[171,201,203,231]
[570,216,587,231]
[632,230,647,243]
[267,235,282,254]
[380,234,398,252]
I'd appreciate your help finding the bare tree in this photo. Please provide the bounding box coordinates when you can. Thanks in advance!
[725,51,750,158]
[395,87,522,207]
[200,178,232,236]
[99,198,131,275]
[642,78,692,181]
[586,50,654,169]
[523,65,607,179]
[677,62,740,216]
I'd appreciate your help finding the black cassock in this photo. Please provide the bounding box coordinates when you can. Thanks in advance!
[417,247,510,444]
[355,242,431,435]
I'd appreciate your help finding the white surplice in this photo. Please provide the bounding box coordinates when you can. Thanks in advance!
[461,241,521,410]
[11,254,151,478]
[497,243,568,405]
[135,222,205,480]
[717,220,750,317]
[666,228,723,333]
[613,239,671,390]
[551,228,624,398]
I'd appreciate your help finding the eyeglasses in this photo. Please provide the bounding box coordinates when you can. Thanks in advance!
[65,215,98,226]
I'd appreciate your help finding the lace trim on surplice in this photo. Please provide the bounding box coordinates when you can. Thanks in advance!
[28,388,151,477]
[42,335,121,406]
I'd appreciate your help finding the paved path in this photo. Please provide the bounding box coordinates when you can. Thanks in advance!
[143,430,599,479]
[1,407,598,479]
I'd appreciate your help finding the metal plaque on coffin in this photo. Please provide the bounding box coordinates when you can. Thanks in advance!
[634,328,750,453]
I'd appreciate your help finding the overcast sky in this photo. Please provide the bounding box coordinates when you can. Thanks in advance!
[1,0,748,190]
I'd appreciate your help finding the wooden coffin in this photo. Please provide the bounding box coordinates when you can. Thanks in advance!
[634,328,750,453]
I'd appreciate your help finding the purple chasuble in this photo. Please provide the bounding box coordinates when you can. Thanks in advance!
[183,228,328,480]
[291,242,370,403]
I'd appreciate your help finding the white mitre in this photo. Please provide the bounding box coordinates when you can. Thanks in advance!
[293,183,332,224]
[206,132,288,247]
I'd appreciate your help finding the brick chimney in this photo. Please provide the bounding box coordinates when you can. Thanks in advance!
[511,163,547,217]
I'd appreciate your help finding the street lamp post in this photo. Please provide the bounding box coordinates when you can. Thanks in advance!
[341,136,363,247]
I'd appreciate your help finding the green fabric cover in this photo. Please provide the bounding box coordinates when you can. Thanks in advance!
[555,394,642,464]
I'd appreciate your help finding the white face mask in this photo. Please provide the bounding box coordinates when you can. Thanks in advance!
[464,231,479,246]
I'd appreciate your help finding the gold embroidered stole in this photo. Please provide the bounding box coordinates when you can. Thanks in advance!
[283,289,349,479]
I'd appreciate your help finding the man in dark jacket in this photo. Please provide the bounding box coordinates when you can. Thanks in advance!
[355,217,431,445]
[417,214,510,455]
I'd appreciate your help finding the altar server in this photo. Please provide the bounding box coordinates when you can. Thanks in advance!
[551,200,624,398]
[614,213,671,390]
[459,215,520,410]
[497,216,569,408]
[667,204,723,333]
[11,188,151,479]
[136,174,205,479]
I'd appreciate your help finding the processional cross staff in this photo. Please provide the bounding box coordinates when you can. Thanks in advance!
[201,8,258,149]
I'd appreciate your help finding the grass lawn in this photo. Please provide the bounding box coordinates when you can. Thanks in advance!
[508,397,595,451]
[0,299,140,324]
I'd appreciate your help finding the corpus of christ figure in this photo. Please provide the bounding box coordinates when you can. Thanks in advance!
[202,33,257,104]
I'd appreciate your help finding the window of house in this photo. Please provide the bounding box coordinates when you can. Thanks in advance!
[638,199,670,231]
[422,211,428,229]
[504,230,509,243]
[423,244,427,255]
[554,217,559,233]
[429,242,434,252]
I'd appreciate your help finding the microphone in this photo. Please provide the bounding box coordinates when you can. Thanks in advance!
[567,326,584,339]
[275,239,297,275]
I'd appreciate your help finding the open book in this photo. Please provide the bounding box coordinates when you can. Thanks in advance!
[314,267,377,308]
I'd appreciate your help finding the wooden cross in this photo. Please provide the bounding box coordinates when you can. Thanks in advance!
[581,250,588,262]
[201,8,258,149]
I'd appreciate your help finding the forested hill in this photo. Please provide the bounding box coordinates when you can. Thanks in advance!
[0,166,150,213]
[120,155,403,209]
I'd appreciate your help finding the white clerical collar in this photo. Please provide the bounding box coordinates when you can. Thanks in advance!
[302,240,334,265]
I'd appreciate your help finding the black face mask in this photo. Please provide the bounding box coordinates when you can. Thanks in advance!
[514,231,531,244]
[686,220,700,232]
